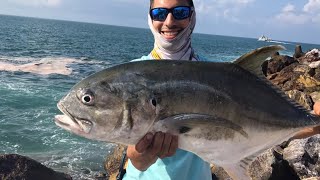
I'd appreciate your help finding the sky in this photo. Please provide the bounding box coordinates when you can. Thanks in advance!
[0,0,319,45]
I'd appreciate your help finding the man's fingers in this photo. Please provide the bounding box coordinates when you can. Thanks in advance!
[158,133,172,159]
[135,132,154,153]
[135,132,178,159]
[151,132,165,155]
[167,135,178,157]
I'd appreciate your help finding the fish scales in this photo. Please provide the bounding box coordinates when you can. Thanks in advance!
[97,60,313,127]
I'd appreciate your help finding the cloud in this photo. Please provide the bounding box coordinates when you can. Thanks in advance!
[204,0,255,10]
[210,0,255,6]
[109,0,145,5]
[8,0,61,7]
[194,0,255,23]
[282,3,295,13]
[274,3,311,25]
[303,0,320,13]
[275,12,309,25]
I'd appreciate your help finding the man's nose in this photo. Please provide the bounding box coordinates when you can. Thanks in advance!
[164,13,176,27]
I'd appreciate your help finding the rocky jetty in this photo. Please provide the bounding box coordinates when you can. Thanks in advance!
[262,45,320,110]
[0,154,72,180]
[246,45,320,180]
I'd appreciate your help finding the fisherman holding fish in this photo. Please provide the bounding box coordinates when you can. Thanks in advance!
[124,0,212,179]
[116,1,320,177]
[54,0,320,179]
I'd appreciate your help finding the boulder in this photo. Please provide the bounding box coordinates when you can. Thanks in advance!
[309,61,320,69]
[104,144,127,180]
[248,149,275,180]
[283,136,320,179]
[268,63,301,90]
[298,49,320,64]
[210,164,231,180]
[313,68,320,82]
[249,135,320,180]
[294,45,305,59]
[0,154,72,180]
[265,55,297,75]
[285,90,313,110]
[310,92,320,102]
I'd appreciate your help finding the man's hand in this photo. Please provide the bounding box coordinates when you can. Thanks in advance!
[126,132,178,171]
[314,101,320,116]
[290,101,320,140]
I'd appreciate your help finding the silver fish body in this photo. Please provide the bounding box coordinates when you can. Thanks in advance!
[55,46,320,179]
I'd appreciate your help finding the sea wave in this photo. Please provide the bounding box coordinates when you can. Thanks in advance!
[0,56,111,76]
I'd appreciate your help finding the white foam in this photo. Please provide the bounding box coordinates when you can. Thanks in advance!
[0,57,79,75]
[268,40,292,45]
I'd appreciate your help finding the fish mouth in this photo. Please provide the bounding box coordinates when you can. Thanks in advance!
[55,103,93,134]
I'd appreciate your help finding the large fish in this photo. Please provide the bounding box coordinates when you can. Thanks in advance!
[55,45,320,179]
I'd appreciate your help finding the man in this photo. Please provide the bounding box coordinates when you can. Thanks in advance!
[123,0,212,179]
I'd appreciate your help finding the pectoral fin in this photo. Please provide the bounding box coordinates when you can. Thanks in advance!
[160,114,248,139]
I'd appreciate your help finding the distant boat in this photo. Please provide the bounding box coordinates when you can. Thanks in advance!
[258,35,272,42]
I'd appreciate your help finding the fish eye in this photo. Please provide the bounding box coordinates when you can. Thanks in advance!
[82,95,91,102]
[81,91,95,106]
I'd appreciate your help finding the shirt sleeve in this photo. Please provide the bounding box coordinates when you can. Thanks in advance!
[131,55,152,62]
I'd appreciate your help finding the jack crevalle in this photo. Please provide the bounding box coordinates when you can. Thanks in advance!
[55,45,320,179]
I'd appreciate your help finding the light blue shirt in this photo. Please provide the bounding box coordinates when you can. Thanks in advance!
[124,149,212,180]
[123,54,212,180]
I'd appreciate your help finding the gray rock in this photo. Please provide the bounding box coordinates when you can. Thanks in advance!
[313,68,320,82]
[248,149,274,180]
[284,135,320,179]
[249,135,320,180]
[309,61,320,69]
[294,45,305,59]
[0,154,72,180]
[310,92,320,102]
[298,49,320,64]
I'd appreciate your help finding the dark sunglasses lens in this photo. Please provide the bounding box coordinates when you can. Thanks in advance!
[173,7,191,20]
[151,8,168,21]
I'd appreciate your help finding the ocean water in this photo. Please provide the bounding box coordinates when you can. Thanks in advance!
[1,14,320,179]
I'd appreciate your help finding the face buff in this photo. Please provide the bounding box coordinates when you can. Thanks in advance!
[148,10,198,61]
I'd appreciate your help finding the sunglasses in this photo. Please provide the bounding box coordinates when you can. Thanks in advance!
[150,6,193,21]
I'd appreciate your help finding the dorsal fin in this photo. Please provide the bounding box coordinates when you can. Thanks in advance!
[233,45,286,76]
